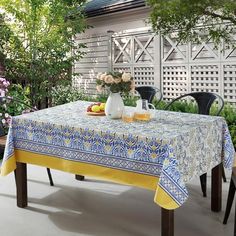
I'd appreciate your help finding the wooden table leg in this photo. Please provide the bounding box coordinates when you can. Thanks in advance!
[75,174,85,181]
[15,162,28,208]
[161,208,174,236]
[211,163,222,212]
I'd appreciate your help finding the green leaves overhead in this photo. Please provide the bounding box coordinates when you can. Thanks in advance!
[0,0,87,107]
[147,0,236,46]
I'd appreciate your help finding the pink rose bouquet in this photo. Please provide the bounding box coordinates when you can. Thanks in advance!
[96,71,135,94]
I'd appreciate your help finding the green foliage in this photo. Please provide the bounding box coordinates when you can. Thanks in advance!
[163,100,198,113]
[0,0,87,107]
[147,0,236,46]
[122,95,138,107]
[51,84,88,106]
[96,93,108,103]
[220,105,236,148]
[0,83,32,136]
[6,84,31,116]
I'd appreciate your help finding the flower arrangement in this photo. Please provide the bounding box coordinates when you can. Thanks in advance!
[96,71,135,94]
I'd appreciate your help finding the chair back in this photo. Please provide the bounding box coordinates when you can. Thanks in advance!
[165,92,224,116]
[135,86,163,104]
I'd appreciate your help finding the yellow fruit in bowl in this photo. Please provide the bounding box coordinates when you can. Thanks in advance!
[100,103,105,111]
[91,105,101,112]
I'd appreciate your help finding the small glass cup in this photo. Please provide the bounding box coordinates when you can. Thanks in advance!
[134,111,151,121]
[122,109,134,123]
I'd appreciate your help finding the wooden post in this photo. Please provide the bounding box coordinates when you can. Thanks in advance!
[75,174,85,181]
[15,162,28,208]
[161,208,174,236]
[211,163,222,212]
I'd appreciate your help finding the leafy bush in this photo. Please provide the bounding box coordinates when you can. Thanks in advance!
[51,85,88,106]
[6,84,31,116]
[0,82,32,142]
[0,0,87,107]
[220,105,236,148]
[122,95,138,107]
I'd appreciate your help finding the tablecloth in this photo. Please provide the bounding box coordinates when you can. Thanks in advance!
[1,101,234,209]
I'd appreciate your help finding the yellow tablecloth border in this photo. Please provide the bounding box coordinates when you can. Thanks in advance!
[0,149,179,209]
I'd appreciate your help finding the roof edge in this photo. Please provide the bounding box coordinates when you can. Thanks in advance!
[85,0,146,18]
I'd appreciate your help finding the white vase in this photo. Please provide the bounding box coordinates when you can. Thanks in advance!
[105,92,124,119]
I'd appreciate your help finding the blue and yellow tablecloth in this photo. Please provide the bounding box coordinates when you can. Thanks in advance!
[0,101,235,209]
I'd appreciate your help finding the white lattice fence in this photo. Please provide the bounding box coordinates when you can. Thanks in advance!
[74,30,236,103]
[224,64,236,103]
[190,65,220,93]
[113,66,131,74]
[134,66,155,86]
[73,34,109,94]
[161,33,236,103]
[112,32,158,88]
[162,65,188,100]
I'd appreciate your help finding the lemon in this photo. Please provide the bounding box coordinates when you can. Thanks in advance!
[100,103,105,111]
[91,105,101,112]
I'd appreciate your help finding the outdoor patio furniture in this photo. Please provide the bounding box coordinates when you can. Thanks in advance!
[1,100,234,236]
[223,166,236,236]
[135,86,163,105]
[165,92,226,197]
[0,96,54,186]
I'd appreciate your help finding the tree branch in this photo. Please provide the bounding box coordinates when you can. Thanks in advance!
[203,10,236,24]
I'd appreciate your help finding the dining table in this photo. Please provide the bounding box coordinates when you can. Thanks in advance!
[0,100,235,236]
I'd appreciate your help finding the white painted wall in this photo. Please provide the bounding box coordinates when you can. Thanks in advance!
[83,7,151,35]
[73,7,152,94]
[74,7,236,104]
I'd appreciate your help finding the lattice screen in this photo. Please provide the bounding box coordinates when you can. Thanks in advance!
[191,65,220,93]
[224,64,236,103]
[113,66,131,74]
[162,65,188,100]
[73,30,236,103]
[112,33,157,88]
[134,66,154,86]
[73,35,109,94]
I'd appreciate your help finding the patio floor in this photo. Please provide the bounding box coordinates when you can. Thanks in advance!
[0,165,234,236]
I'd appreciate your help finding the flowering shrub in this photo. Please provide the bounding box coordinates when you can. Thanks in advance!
[0,79,32,129]
[51,84,88,106]
[0,77,11,126]
[0,77,10,97]
[96,71,135,94]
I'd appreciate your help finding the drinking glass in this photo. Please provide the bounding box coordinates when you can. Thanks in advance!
[122,109,134,123]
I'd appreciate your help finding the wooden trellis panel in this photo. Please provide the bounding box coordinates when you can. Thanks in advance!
[112,32,159,88]
[113,66,131,74]
[223,64,236,103]
[134,66,155,86]
[161,33,236,103]
[74,29,236,103]
[73,34,109,94]
[162,65,188,100]
[190,65,220,93]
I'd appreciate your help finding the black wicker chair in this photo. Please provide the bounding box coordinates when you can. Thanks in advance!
[223,167,236,235]
[165,92,226,197]
[0,96,54,186]
[135,86,163,105]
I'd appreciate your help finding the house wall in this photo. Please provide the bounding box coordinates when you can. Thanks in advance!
[73,7,151,94]
[74,8,236,104]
